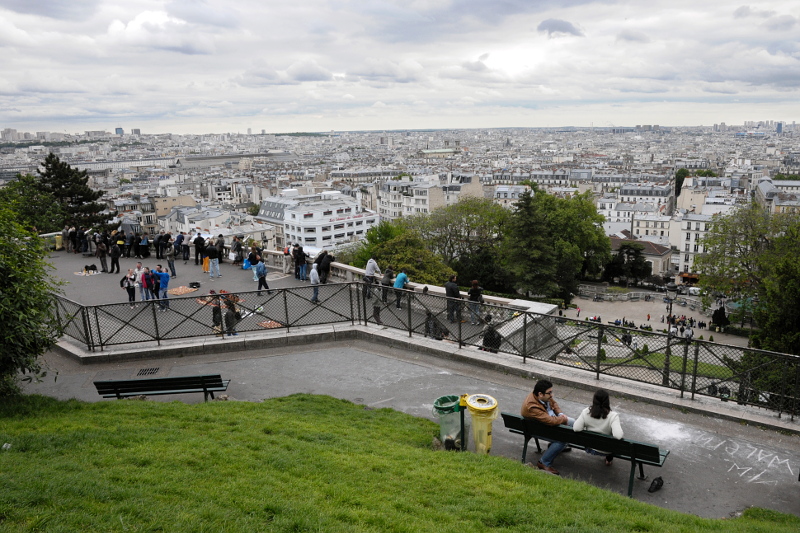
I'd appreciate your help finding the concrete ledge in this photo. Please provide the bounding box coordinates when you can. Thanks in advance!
[53,323,800,435]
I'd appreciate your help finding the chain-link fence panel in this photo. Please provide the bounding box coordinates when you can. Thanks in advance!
[53,295,90,347]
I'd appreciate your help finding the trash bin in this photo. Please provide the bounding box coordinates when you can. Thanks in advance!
[466,394,499,455]
[55,235,63,251]
[433,395,468,451]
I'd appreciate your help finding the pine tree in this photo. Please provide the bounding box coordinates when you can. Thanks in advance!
[37,153,106,229]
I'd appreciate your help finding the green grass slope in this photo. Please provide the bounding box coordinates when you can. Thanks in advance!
[0,394,797,532]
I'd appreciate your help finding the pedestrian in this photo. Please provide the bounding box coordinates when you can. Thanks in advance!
[248,246,261,282]
[109,240,121,274]
[224,294,240,336]
[481,315,502,353]
[647,314,650,322]
[380,266,394,303]
[230,236,243,266]
[256,259,270,296]
[95,240,108,273]
[120,269,137,308]
[467,280,484,325]
[296,245,307,281]
[154,265,170,311]
[68,226,77,253]
[215,234,225,263]
[319,250,333,283]
[194,233,206,265]
[393,268,409,310]
[211,293,224,338]
[369,283,383,325]
[206,241,221,280]
[139,233,150,258]
[153,231,163,259]
[363,256,381,299]
[424,311,448,340]
[444,274,462,323]
[165,237,177,277]
[181,232,191,262]
[577,307,581,317]
[573,389,624,466]
[310,263,320,303]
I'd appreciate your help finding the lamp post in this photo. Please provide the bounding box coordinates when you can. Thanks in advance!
[662,279,678,386]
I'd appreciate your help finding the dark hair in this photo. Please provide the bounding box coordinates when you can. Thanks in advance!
[533,380,553,396]
[471,280,479,288]
[449,274,457,282]
[589,389,611,419]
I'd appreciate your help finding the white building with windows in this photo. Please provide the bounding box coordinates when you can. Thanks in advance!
[669,212,713,282]
[256,190,378,250]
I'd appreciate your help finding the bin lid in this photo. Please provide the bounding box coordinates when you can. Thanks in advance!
[466,394,497,411]
[433,395,461,414]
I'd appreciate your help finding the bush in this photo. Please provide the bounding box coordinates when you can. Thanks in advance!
[602,335,608,343]
[598,348,606,361]
[709,335,715,342]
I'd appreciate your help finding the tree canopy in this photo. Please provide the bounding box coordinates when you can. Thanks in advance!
[37,153,106,230]
[504,189,609,301]
[604,243,652,287]
[0,173,65,233]
[0,207,63,395]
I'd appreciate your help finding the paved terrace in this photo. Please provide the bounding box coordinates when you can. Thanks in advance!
[21,249,800,519]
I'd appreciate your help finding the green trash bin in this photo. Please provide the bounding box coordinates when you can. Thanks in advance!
[433,395,468,450]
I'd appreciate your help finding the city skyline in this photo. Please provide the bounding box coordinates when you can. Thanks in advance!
[1,1,798,134]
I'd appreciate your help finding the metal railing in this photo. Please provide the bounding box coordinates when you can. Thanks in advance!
[52,281,800,419]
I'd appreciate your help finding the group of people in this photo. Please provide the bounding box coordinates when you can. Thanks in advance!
[119,261,172,311]
[522,380,623,476]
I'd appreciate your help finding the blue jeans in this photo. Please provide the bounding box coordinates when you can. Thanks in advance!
[139,285,152,301]
[299,263,307,281]
[312,286,319,303]
[209,258,220,278]
[159,289,169,309]
[167,260,176,277]
[252,264,259,281]
[469,301,481,323]
[539,417,575,467]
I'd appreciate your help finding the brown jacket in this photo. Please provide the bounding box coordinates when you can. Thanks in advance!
[521,391,564,426]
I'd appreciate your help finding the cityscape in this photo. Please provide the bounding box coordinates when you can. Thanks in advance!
[1,121,798,284]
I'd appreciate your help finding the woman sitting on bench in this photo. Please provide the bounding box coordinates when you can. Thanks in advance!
[573,389,624,466]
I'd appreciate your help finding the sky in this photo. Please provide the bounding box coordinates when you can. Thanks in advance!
[1,1,798,134]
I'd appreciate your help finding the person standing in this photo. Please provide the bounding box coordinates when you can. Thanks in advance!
[573,389,624,466]
[165,237,177,278]
[521,380,574,476]
[153,231,163,259]
[134,262,147,302]
[467,280,484,325]
[481,315,502,353]
[181,232,190,262]
[363,256,380,299]
[108,240,121,274]
[256,260,270,296]
[215,234,226,264]
[310,263,321,303]
[230,236,243,266]
[120,269,137,308]
[95,240,109,273]
[319,251,333,283]
[296,245,307,281]
[393,268,409,310]
[194,233,206,265]
[248,246,261,282]
[444,274,462,323]
[206,241,221,280]
[61,225,69,252]
[224,294,240,336]
[154,265,171,311]
[68,226,77,254]
[125,231,135,258]
[380,266,394,304]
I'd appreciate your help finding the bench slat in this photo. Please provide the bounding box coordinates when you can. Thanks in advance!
[94,375,229,402]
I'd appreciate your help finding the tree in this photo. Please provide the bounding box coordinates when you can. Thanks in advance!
[37,153,106,229]
[0,207,63,396]
[371,232,455,285]
[0,174,65,233]
[343,220,407,269]
[504,188,609,302]
[675,168,689,197]
[402,197,511,265]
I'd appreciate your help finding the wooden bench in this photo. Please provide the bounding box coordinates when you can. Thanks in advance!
[94,374,230,402]
[501,412,669,497]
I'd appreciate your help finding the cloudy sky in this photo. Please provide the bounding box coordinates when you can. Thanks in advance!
[1,1,798,134]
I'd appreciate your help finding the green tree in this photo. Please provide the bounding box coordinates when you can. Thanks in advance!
[247,205,260,216]
[402,197,511,265]
[37,153,106,229]
[608,243,652,287]
[372,232,455,285]
[504,189,609,302]
[345,220,407,269]
[773,174,800,180]
[675,168,689,197]
[0,207,63,395]
[0,173,65,233]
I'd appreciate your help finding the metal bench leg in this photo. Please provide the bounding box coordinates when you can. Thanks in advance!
[628,461,637,497]
[534,437,542,453]
[522,437,529,463]
[637,461,647,480]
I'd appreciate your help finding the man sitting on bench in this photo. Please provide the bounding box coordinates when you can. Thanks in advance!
[521,379,574,476]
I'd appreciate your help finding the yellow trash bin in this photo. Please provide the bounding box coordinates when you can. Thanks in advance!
[55,235,63,251]
[466,394,498,454]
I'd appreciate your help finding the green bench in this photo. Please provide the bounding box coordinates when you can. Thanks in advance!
[501,412,669,497]
[94,374,230,402]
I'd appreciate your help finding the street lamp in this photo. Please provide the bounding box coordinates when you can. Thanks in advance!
[663,278,678,386]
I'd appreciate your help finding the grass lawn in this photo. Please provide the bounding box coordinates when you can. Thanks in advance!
[599,352,734,379]
[1,394,798,532]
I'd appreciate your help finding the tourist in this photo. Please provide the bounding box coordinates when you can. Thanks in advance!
[310,263,320,303]
[573,389,624,466]
[481,315,502,353]
[521,380,574,476]
[120,269,137,308]
[363,256,381,299]
[380,266,394,303]
[445,274,462,323]
[467,280,484,325]
[393,268,409,310]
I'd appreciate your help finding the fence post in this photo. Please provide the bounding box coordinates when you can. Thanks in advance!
[792,362,799,422]
[662,334,673,387]
[457,302,463,349]
[679,340,690,398]
[151,301,161,346]
[407,292,413,337]
[691,341,700,400]
[349,282,355,326]
[94,306,105,351]
[778,358,788,419]
[283,288,290,332]
[80,305,94,352]
[595,325,604,378]
[522,313,528,365]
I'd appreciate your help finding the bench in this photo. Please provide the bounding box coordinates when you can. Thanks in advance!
[94,374,230,402]
[501,412,669,497]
